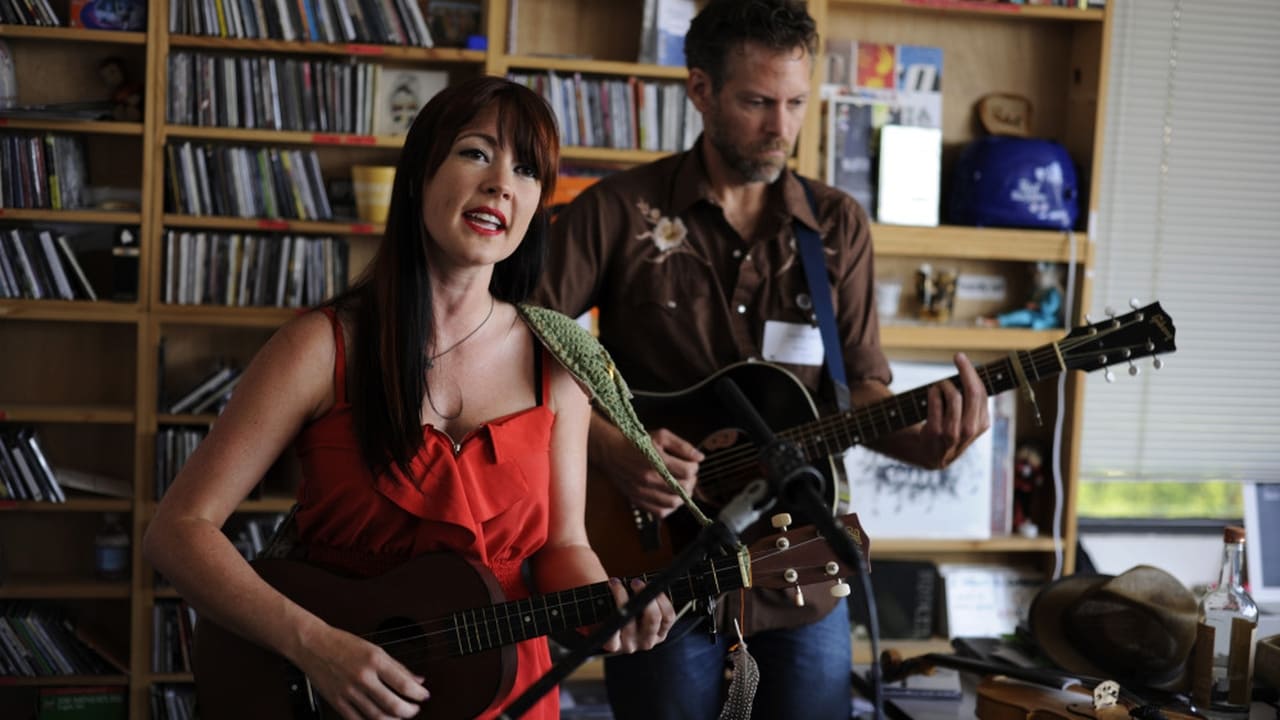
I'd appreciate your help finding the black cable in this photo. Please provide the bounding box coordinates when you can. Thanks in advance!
[853,527,883,720]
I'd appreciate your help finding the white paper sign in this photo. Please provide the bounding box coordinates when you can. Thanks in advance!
[956,274,1007,302]
[761,320,824,366]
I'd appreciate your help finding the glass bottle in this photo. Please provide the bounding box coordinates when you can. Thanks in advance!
[1198,525,1258,718]
[94,513,130,581]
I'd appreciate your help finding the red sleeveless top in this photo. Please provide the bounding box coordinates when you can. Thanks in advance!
[292,308,558,720]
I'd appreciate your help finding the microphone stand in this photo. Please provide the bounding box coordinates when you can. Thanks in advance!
[712,377,885,720]
[498,472,776,719]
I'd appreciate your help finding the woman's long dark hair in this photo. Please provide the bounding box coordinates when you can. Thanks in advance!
[331,76,560,474]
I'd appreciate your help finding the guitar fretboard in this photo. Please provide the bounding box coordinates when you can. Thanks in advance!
[447,552,743,655]
[786,347,1062,464]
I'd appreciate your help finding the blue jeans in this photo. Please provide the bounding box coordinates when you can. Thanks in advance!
[603,598,851,719]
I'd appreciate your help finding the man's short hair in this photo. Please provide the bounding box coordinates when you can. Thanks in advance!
[684,0,818,90]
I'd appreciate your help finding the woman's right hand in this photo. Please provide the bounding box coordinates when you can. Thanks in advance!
[295,624,430,719]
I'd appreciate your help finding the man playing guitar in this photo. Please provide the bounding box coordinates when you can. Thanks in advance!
[534,1,990,717]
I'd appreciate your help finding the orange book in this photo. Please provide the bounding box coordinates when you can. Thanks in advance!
[549,174,602,210]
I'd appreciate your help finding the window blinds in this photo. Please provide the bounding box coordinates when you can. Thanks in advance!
[1081,0,1280,483]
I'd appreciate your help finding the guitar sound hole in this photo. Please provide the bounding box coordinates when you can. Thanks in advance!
[702,428,743,452]
[376,617,427,673]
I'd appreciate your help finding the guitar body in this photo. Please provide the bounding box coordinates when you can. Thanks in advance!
[586,361,840,577]
[194,552,515,720]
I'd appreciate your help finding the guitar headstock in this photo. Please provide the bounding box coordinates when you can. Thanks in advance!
[1059,301,1176,378]
[746,513,869,594]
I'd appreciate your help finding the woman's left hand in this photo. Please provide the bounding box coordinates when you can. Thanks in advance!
[599,577,676,653]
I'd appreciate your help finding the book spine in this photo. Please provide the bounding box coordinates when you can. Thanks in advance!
[21,429,66,503]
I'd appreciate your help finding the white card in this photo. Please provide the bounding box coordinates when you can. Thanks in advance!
[761,320,824,366]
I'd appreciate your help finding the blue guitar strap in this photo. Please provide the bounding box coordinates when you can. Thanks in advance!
[794,177,851,412]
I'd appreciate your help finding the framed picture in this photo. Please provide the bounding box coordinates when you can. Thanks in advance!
[372,68,449,136]
[425,0,483,48]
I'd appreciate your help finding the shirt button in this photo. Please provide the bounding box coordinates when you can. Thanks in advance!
[736,304,747,314]
[666,300,677,309]
[732,249,742,259]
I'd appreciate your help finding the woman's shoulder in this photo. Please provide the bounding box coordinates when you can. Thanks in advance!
[257,309,346,379]
[517,305,605,365]
[517,302,632,410]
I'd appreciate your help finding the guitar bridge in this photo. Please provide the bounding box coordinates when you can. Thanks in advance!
[287,667,323,718]
[634,507,663,552]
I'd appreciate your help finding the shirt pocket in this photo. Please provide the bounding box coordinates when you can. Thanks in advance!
[614,254,716,341]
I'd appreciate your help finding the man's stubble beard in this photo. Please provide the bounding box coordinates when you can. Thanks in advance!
[706,110,790,185]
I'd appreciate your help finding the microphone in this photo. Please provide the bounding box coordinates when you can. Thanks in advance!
[713,375,885,718]
[712,377,855,564]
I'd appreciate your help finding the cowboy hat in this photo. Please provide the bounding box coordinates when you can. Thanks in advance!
[1028,565,1198,691]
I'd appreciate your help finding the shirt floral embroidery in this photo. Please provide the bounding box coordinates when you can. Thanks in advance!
[636,199,688,253]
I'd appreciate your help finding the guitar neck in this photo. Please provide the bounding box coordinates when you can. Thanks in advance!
[787,344,1063,461]
[448,553,743,655]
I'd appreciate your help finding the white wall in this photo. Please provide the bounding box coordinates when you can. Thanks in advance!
[1078,531,1221,592]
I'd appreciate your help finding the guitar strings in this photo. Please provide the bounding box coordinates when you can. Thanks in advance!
[344,533,838,663]
[692,332,1148,497]
[695,341,1108,492]
[371,533,837,665]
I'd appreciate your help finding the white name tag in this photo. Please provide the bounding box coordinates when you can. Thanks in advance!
[761,320,825,366]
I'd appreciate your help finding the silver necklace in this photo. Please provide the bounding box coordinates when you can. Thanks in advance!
[426,295,495,370]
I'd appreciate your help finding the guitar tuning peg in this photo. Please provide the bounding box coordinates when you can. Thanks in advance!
[1084,313,1094,324]
[1153,357,1164,370]
[829,579,851,598]
[1128,362,1140,377]
[1129,297,1142,309]
[782,568,806,606]
[1105,306,1116,318]
[1105,369,1116,383]
[770,513,793,532]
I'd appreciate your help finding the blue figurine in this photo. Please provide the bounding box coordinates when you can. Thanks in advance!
[986,261,1063,330]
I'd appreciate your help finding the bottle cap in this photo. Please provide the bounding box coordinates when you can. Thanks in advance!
[1224,525,1246,543]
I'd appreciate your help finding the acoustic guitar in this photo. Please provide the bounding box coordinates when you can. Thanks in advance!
[586,302,1177,576]
[193,513,868,719]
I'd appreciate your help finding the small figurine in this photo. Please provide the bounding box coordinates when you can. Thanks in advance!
[981,261,1063,330]
[1012,443,1046,537]
[0,40,16,110]
[915,263,958,323]
[99,57,142,122]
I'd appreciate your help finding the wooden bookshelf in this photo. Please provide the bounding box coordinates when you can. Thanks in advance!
[0,118,144,135]
[160,124,405,148]
[0,1,1113,716]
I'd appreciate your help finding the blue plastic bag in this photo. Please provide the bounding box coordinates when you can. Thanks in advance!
[949,136,1079,230]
